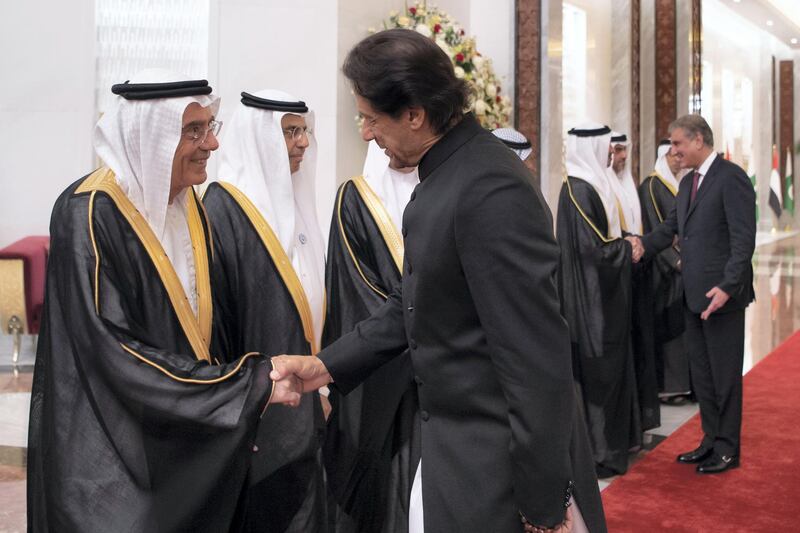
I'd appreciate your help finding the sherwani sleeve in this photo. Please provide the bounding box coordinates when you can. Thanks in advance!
[317,288,408,394]
[455,171,574,528]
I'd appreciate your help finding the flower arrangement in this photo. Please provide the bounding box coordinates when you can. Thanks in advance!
[371,2,512,130]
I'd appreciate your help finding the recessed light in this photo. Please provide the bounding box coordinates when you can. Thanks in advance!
[792,38,799,44]
[766,20,774,26]
[733,0,741,3]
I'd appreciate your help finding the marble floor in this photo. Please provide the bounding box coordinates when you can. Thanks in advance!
[2,232,800,531]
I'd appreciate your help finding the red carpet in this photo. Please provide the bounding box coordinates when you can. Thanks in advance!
[601,330,800,532]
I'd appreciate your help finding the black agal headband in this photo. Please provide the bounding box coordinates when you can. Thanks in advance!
[111,79,212,100]
[240,92,308,113]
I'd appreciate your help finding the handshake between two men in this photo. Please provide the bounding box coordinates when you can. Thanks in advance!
[624,234,730,321]
[267,355,332,406]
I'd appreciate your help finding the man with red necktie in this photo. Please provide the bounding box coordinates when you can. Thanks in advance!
[627,114,756,475]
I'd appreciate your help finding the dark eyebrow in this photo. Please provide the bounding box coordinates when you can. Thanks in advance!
[183,117,215,128]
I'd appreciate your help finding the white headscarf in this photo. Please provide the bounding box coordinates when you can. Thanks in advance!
[606,132,643,234]
[93,69,220,314]
[653,142,681,193]
[566,122,621,238]
[362,140,419,232]
[217,89,326,345]
[491,128,533,161]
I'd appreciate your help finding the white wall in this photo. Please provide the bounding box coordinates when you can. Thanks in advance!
[0,1,96,247]
[210,0,339,235]
[562,0,613,128]
[470,0,516,111]
[0,0,520,246]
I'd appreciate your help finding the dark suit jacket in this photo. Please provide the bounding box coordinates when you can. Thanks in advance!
[642,155,756,314]
[319,115,592,531]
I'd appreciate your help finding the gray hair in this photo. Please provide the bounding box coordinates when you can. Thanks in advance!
[668,114,714,147]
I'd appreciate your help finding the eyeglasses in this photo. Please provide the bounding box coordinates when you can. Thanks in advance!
[282,125,313,142]
[182,120,223,144]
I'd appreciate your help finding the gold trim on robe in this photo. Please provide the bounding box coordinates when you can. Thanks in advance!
[350,175,405,273]
[649,172,677,224]
[76,167,212,363]
[564,175,616,244]
[217,181,319,354]
[336,182,388,300]
[616,199,629,233]
[120,343,264,385]
[653,172,678,197]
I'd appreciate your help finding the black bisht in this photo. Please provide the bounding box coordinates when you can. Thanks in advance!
[204,182,327,533]
[27,172,273,532]
[557,176,643,476]
[639,173,690,394]
[322,179,421,533]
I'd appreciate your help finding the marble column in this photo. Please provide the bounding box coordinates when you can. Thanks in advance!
[688,0,702,115]
[631,0,642,183]
[515,0,542,178]
[654,0,677,142]
[780,60,795,226]
[540,0,564,217]
[640,0,656,177]
[779,61,794,177]
[611,0,632,141]
[676,0,692,119]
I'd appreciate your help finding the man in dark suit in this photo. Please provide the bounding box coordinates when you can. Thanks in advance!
[271,29,607,532]
[627,114,756,474]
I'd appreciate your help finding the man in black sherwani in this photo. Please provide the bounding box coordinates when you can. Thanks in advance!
[272,29,606,533]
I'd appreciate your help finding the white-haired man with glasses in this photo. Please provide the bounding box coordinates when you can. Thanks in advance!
[27,70,304,532]
[203,90,327,532]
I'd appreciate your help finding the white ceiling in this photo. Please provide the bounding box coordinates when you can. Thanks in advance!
[726,0,800,49]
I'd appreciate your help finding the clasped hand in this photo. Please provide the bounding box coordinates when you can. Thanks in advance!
[267,355,333,407]
[625,235,645,263]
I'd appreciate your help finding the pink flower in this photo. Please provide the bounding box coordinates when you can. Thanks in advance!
[409,6,417,15]
[434,23,442,33]
[455,53,465,63]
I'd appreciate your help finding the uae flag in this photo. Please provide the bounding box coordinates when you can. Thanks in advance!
[785,147,794,216]
[747,156,759,223]
[769,144,782,221]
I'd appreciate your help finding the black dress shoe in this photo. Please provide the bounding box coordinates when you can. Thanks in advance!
[696,453,739,474]
[595,465,618,479]
[676,446,713,464]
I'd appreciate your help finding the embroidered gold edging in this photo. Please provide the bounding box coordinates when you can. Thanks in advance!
[351,175,404,273]
[187,188,213,348]
[120,343,259,384]
[336,182,389,300]
[649,176,665,223]
[76,168,211,362]
[217,182,318,354]
[616,199,629,233]
[564,176,615,243]
[653,171,678,196]
[75,167,108,194]
[195,186,215,262]
[88,191,101,312]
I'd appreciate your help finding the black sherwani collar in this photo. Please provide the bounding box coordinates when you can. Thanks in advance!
[418,113,484,181]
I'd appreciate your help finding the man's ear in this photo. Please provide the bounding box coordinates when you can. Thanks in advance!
[406,106,427,131]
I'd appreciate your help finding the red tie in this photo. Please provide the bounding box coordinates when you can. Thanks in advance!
[690,171,701,204]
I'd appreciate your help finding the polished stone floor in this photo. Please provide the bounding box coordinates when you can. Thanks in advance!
[3,232,799,531]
